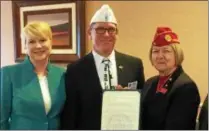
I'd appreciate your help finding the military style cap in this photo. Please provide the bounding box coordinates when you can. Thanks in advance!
[90,4,117,25]
[152,27,180,46]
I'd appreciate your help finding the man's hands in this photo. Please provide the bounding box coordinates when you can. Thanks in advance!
[115,85,129,90]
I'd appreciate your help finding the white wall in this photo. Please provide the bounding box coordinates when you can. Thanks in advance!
[1,1,15,67]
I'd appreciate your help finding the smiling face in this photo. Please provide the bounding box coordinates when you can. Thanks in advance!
[25,36,52,62]
[151,45,176,72]
[23,22,52,62]
[88,22,118,57]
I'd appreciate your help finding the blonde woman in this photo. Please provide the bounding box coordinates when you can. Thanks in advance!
[141,27,200,130]
[0,21,66,130]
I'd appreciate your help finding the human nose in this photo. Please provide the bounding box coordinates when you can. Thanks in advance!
[157,51,164,58]
[104,30,110,36]
[34,41,42,48]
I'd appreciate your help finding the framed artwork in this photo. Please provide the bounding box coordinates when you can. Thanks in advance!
[12,1,86,63]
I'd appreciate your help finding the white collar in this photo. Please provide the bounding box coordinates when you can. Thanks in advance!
[92,50,116,66]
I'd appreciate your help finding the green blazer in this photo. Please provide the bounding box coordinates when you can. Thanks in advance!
[0,57,66,130]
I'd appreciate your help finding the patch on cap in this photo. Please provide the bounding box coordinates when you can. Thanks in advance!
[165,34,172,42]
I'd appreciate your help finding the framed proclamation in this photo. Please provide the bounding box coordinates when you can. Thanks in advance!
[101,90,141,130]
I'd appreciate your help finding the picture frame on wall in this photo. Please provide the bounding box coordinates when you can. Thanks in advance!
[12,1,86,63]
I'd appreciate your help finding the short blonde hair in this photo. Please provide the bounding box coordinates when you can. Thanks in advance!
[149,43,184,66]
[21,21,52,44]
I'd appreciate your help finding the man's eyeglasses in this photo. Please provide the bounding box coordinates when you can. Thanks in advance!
[92,27,118,35]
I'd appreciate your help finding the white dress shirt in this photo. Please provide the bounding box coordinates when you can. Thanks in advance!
[92,50,118,89]
[38,75,51,114]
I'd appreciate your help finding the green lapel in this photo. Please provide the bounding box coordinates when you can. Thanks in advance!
[46,68,58,116]
[22,56,54,116]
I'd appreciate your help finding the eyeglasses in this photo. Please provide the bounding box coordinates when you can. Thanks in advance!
[92,27,118,35]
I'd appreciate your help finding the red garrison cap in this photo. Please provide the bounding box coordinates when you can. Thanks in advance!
[152,27,180,46]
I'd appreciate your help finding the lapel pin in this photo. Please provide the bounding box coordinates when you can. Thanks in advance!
[119,65,123,70]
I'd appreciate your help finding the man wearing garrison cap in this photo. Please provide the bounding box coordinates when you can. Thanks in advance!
[60,4,145,130]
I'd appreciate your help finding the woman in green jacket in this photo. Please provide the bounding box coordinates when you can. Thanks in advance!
[0,21,66,130]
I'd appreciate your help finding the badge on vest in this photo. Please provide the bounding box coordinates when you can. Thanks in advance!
[128,81,138,89]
